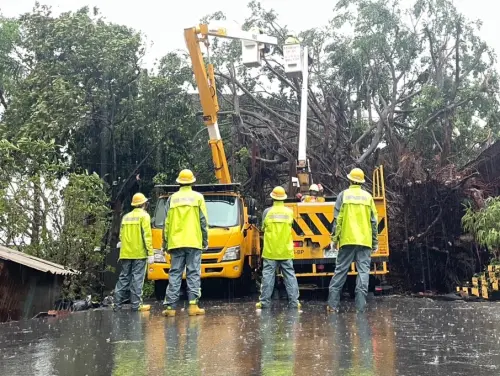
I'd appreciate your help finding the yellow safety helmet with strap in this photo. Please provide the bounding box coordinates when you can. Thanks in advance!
[131,192,148,207]
[176,169,196,185]
[347,168,365,183]
[270,186,287,200]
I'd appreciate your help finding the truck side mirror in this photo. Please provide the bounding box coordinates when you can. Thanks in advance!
[245,197,257,216]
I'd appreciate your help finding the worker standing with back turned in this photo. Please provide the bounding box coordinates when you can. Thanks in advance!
[256,186,301,311]
[163,169,208,317]
[327,168,378,313]
[113,192,154,312]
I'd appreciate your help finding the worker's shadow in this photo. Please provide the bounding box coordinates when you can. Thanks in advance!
[258,310,300,374]
[329,313,375,373]
[164,318,202,373]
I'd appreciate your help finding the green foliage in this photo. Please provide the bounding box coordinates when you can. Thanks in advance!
[58,172,110,297]
[0,5,201,272]
[0,14,21,106]
[0,5,205,297]
[2,5,198,192]
[0,138,109,297]
[462,197,500,259]
[197,0,500,198]
[142,280,154,299]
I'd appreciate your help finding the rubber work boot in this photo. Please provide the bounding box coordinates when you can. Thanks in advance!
[162,307,176,317]
[188,302,205,316]
[137,304,151,312]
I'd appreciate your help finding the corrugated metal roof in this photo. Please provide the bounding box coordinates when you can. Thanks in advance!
[0,245,77,275]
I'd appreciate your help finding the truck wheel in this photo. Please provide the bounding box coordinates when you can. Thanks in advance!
[232,262,253,298]
[368,275,378,293]
[154,280,167,301]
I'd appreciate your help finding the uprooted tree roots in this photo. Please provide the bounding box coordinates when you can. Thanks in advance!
[386,157,495,293]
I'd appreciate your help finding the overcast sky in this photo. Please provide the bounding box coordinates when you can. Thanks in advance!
[1,0,499,70]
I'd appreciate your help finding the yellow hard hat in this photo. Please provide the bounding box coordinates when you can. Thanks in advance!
[176,169,196,184]
[347,168,365,183]
[270,186,287,200]
[131,192,148,207]
[309,184,319,192]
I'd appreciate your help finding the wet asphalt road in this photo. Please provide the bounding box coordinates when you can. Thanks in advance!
[1,296,500,375]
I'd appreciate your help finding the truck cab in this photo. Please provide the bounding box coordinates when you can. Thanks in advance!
[147,184,260,299]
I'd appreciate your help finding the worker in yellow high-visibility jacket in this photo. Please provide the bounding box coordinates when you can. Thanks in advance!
[302,184,325,203]
[113,192,154,312]
[162,169,208,317]
[284,32,313,66]
[256,186,301,310]
[285,32,300,45]
[327,168,378,313]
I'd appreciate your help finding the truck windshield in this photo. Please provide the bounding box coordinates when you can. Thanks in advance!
[153,195,240,228]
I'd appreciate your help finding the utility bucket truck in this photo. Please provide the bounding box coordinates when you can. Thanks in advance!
[281,41,391,292]
[147,24,277,300]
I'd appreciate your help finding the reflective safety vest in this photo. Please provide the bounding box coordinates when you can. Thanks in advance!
[333,185,378,249]
[302,195,325,203]
[302,195,316,203]
[164,186,208,250]
[119,208,153,259]
[262,201,294,260]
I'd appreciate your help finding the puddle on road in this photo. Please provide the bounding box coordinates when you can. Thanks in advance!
[1,297,500,375]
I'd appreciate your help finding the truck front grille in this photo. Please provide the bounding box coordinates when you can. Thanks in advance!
[204,248,222,254]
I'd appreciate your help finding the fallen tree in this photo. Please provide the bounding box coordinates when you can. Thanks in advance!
[189,0,500,291]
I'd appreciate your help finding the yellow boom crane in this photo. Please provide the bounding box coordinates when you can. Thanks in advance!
[184,24,277,184]
[147,24,277,299]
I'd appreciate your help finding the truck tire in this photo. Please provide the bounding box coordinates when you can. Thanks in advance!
[231,262,254,298]
[154,280,167,301]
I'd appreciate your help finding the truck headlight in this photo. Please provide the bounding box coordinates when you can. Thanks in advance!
[153,249,166,263]
[222,246,240,261]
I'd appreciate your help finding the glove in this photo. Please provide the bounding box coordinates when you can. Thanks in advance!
[330,235,339,249]
[372,248,378,254]
[147,255,155,264]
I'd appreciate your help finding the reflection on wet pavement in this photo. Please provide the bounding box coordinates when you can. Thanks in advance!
[1,297,500,375]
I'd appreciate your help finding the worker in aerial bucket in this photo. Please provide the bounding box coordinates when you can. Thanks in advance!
[284,31,313,66]
[256,186,301,311]
[162,169,208,317]
[113,192,154,312]
[302,184,324,202]
[285,31,300,45]
[327,168,378,313]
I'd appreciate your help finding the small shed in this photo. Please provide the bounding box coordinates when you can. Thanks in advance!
[0,245,77,322]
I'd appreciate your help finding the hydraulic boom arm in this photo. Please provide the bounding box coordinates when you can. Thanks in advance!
[296,46,310,194]
[184,24,277,184]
